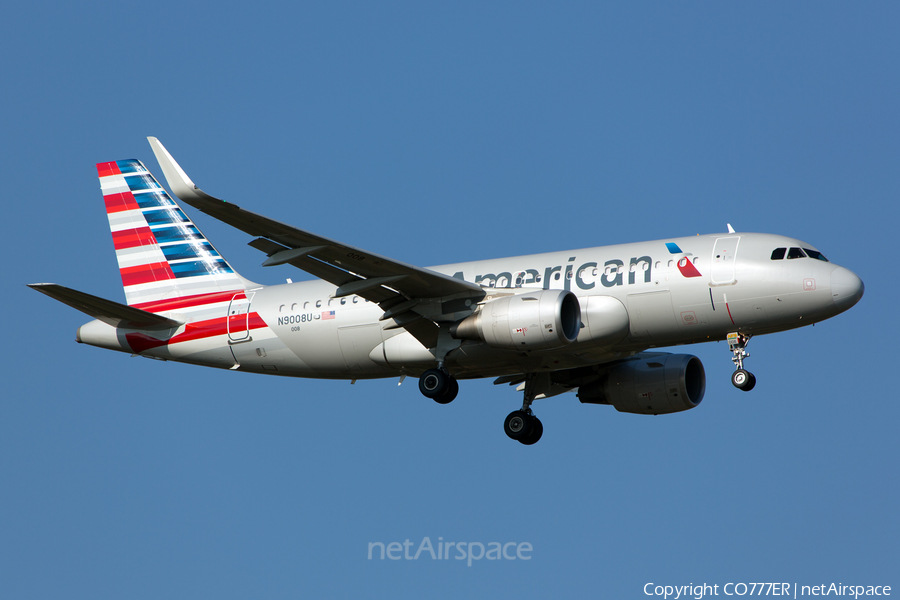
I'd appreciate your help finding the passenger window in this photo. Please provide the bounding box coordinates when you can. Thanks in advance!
[771,248,786,260]
[352,296,359,304]
[803,249,829,262]
[340,298,347,305]
[303,301,309,309]
[787,247,806,259]
[316,300,322,308]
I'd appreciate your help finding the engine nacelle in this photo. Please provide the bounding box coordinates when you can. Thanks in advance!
[451,289,582,351]
[577,354,706,415]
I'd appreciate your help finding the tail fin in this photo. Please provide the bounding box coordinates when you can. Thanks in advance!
[97,159,250,307]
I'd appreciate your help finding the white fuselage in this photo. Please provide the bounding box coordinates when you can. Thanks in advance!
[76,232,862,380]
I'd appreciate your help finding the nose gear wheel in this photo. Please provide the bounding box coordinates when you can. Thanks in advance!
[731,368,756,391]
[727,333,756,391]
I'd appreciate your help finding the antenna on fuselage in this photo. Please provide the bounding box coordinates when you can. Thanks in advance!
[727,223,736,233]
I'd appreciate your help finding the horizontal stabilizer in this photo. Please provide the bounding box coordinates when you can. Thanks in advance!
[28,283,182,330]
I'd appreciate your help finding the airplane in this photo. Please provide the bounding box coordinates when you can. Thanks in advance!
[29,138,865,445]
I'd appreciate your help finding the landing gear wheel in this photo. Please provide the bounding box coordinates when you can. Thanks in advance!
[419,368,450,399]
[519,416,543,445]
[745,372,756,391]
[433,377,459,405]
[732,369,756,391]
[504,410,533,441]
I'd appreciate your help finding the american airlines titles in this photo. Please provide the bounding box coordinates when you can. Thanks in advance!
[452,255,657,291]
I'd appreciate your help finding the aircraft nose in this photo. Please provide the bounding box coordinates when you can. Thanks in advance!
[831,266,864,311]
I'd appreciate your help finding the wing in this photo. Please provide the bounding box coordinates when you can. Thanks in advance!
[148,137,485,347]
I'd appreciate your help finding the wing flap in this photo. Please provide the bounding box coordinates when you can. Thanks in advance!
[261,246,328,267]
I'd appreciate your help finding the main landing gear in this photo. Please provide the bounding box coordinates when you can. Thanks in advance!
[504,409,543,446]
[418,327,462,404]
[418,368,459,404]
[503,374,544,446]
[419,367,546,445]
[728,332,756,392]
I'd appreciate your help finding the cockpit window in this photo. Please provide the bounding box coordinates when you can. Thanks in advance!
[772,246,828,261]
[803,249,829,262]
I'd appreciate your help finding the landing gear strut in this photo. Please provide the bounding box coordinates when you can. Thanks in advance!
[418,326,461,404]
[419,368,459,404]
[727,332,756,391]
[504,374,544,445]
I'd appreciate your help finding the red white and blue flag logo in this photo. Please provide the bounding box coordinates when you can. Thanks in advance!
[666,242,702,278]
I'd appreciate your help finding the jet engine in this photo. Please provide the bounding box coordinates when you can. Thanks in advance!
[577,353,706,415]
[450,289,581,351]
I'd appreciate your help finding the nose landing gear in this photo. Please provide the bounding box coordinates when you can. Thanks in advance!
[731,368,756,391]
[728,332,756,391]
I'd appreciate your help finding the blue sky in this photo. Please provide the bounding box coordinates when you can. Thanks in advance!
[1,2,897,598]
